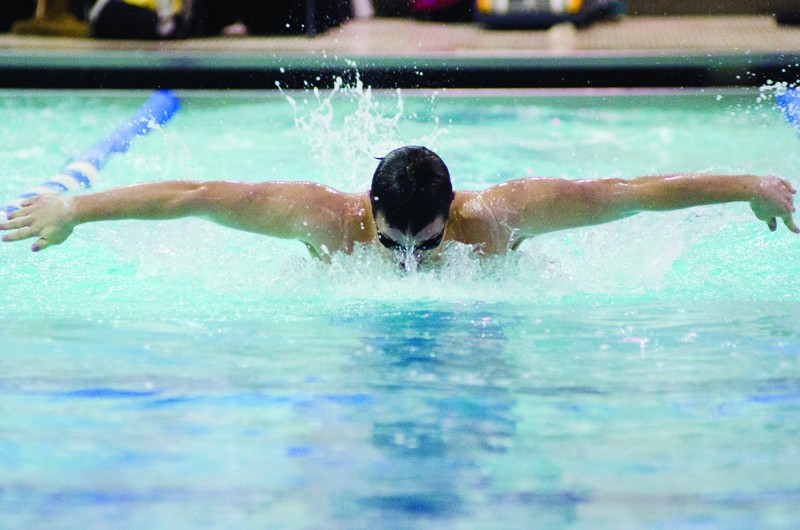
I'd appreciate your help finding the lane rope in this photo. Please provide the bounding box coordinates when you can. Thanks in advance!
[2,90,180,215]
[776,86,800,136]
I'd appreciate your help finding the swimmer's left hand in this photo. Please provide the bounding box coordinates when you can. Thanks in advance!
[749,176,799,233]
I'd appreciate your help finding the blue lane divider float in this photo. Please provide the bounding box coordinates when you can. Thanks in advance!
[776,87,800,136]
[1,89,180,216]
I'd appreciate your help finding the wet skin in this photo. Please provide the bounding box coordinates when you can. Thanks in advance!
[1,174,797,262]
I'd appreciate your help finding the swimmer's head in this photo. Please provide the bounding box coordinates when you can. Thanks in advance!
[369,146,454,255]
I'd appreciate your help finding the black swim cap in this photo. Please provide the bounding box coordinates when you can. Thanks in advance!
[369,146,454,234]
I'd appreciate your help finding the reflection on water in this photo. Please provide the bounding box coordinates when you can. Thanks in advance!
[1,301,799,529]
[327,305,583,527]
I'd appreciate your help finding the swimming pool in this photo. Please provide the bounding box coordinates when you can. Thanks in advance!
[1,87,799,529]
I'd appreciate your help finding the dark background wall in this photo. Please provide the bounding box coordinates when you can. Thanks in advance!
[371,0,795,17]
[3,0,797,32]
[612,1,789,16]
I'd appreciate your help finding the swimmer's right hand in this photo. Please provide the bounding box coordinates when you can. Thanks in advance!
[0,195,76,252]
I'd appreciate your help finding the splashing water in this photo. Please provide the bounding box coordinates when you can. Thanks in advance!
[1,87,799,321]
[756,79,796,105]
[278,69,445,191]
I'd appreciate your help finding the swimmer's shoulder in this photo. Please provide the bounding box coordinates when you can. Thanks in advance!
[340,191,375,248]
[449,190,514,254]
[277,184,372,255]
[451,178,553,252]
[289,183,369,216]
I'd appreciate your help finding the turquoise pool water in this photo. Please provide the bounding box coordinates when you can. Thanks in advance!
[1,88,799,529]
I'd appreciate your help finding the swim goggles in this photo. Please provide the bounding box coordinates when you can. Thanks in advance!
[377,228,445,252]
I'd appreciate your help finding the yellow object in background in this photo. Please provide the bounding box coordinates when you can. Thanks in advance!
[567,0,583,13]
[476,0,584,15]
[122,0,181,14]
[475,0,621,29]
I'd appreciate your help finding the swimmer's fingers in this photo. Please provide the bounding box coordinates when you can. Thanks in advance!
[1,195,76,251]
[0,213,37,243]
[783,213,800,234]
[32,237,52,252]
[751,176,798,233]
[2,196,41,220]
[764,213,799,233]
[18,196,40,209]
[2,196,43,224]
[1,225,37,243]
[780,180,799,233]
[0,213,33,231]
[3,225,71,251]
[32,224,74,252]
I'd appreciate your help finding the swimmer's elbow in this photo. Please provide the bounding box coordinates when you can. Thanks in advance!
[184,181,242,218]
[148,181,203,219]
[572,179,639,221]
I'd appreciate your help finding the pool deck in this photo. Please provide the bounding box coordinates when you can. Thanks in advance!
[1,15,799,89]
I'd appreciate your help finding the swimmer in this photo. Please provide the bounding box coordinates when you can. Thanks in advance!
[1,145,797,268]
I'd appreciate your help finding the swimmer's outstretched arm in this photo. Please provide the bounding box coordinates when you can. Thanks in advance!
[0,180,359,254]
[482,173,799,237]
